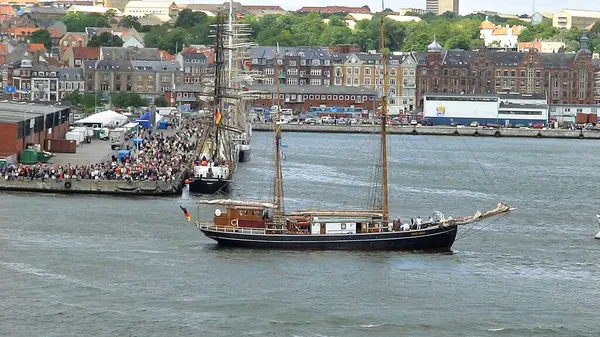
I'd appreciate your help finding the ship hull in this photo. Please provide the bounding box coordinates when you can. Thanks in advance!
[188,178,231,194]
[239,149,250,162]
[199,225,458,251]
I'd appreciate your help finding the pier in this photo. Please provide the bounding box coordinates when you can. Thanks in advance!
[0,120,194,196]
[252,123,600,139]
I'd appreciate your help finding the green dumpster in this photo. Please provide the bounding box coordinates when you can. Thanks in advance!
[20,149,38,165]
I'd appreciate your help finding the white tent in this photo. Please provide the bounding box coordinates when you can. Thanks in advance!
[75,110,128,127]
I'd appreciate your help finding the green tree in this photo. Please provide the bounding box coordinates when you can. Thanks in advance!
[61,13,109,32]
[120,15,141,30]
[87,32,124,47]
[29,29,52,51]
[111,92,145,108]
[518,23,558,42]
[158,28,190,54]
[61,89,82,106]
[175,8,210,29]
[104,9,117,18]
[154,96,168,107]
[81,92,103,112]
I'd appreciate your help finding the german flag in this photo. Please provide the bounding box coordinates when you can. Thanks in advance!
[180,205,192,222]
[215,110,222,125]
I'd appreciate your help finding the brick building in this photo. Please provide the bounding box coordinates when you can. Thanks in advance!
[246,83,378,112]
[413,30,597,108]
[0,102,71,159]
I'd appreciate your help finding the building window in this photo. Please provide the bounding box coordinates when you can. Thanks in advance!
[364,68,371,75]
[364,77,371,85]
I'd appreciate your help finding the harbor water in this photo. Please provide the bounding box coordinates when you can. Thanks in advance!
[1,132,599,336]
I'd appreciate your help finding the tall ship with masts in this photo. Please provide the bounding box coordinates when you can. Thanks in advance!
[225,0,254,163]
[186,11,514,249]
[186,8,238,194]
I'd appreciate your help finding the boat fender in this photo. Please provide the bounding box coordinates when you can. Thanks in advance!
[64,181,72,189]
[412,129,418,135]
[494,130,501,137]
[231,219,238,227]
[453,130,459,136]
[579,133,584,139]
[473,130,479,137]
[537,132,542,138]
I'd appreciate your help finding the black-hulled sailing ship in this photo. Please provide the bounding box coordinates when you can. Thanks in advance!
[186,9,236,194]
[187,13,514,250]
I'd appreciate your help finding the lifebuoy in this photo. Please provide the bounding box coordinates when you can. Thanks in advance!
[536,132,542,138]
[64,181,72,189]
[231,219,238,227]
[411,129,418,135]
[453,130,459,136]
[494,130,501,137]
[473,131,479,137]
[579,133,584,139]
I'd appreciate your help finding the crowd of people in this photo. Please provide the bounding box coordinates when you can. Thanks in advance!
[0,115,204,182]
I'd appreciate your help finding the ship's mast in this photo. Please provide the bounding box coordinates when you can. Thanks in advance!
[379,11,389,222]
[273,44,284,216]
[212,8,226,160]
[227,0,233,87]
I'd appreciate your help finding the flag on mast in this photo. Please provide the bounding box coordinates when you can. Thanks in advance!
[180,205,192,222]
[215,109,222,124]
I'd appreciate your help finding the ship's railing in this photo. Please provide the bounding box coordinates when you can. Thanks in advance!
[197,223,267,234]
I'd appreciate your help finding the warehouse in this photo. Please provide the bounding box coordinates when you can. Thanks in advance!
[0,101,71,160]
[423,93,548,126]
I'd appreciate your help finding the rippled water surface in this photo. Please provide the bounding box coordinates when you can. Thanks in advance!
[1,132,600,336]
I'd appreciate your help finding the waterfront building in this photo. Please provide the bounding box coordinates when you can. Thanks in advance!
[82,59,183,104]
[0,101,71,160]
[249,46,333,87]
[246,83,378,113]
[550,104,599,125]
[423,92,548,126]
[415,31,596,108]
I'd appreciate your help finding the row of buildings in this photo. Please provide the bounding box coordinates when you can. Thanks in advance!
[2,45,210,105]
[247,31,600,114]
[2,31,599,115]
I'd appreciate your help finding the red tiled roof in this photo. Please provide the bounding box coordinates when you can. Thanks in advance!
[0,5,16,16]
[159,50,174,61]
[72,46,99,59]
[44,56,62,66]
[26,43,46,53]
[4,27,63,38]
[244,5,284,11]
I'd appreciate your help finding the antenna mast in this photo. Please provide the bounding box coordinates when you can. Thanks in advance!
[379,5,389,222]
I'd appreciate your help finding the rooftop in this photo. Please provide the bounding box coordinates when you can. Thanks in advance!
[0,101,69,124]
